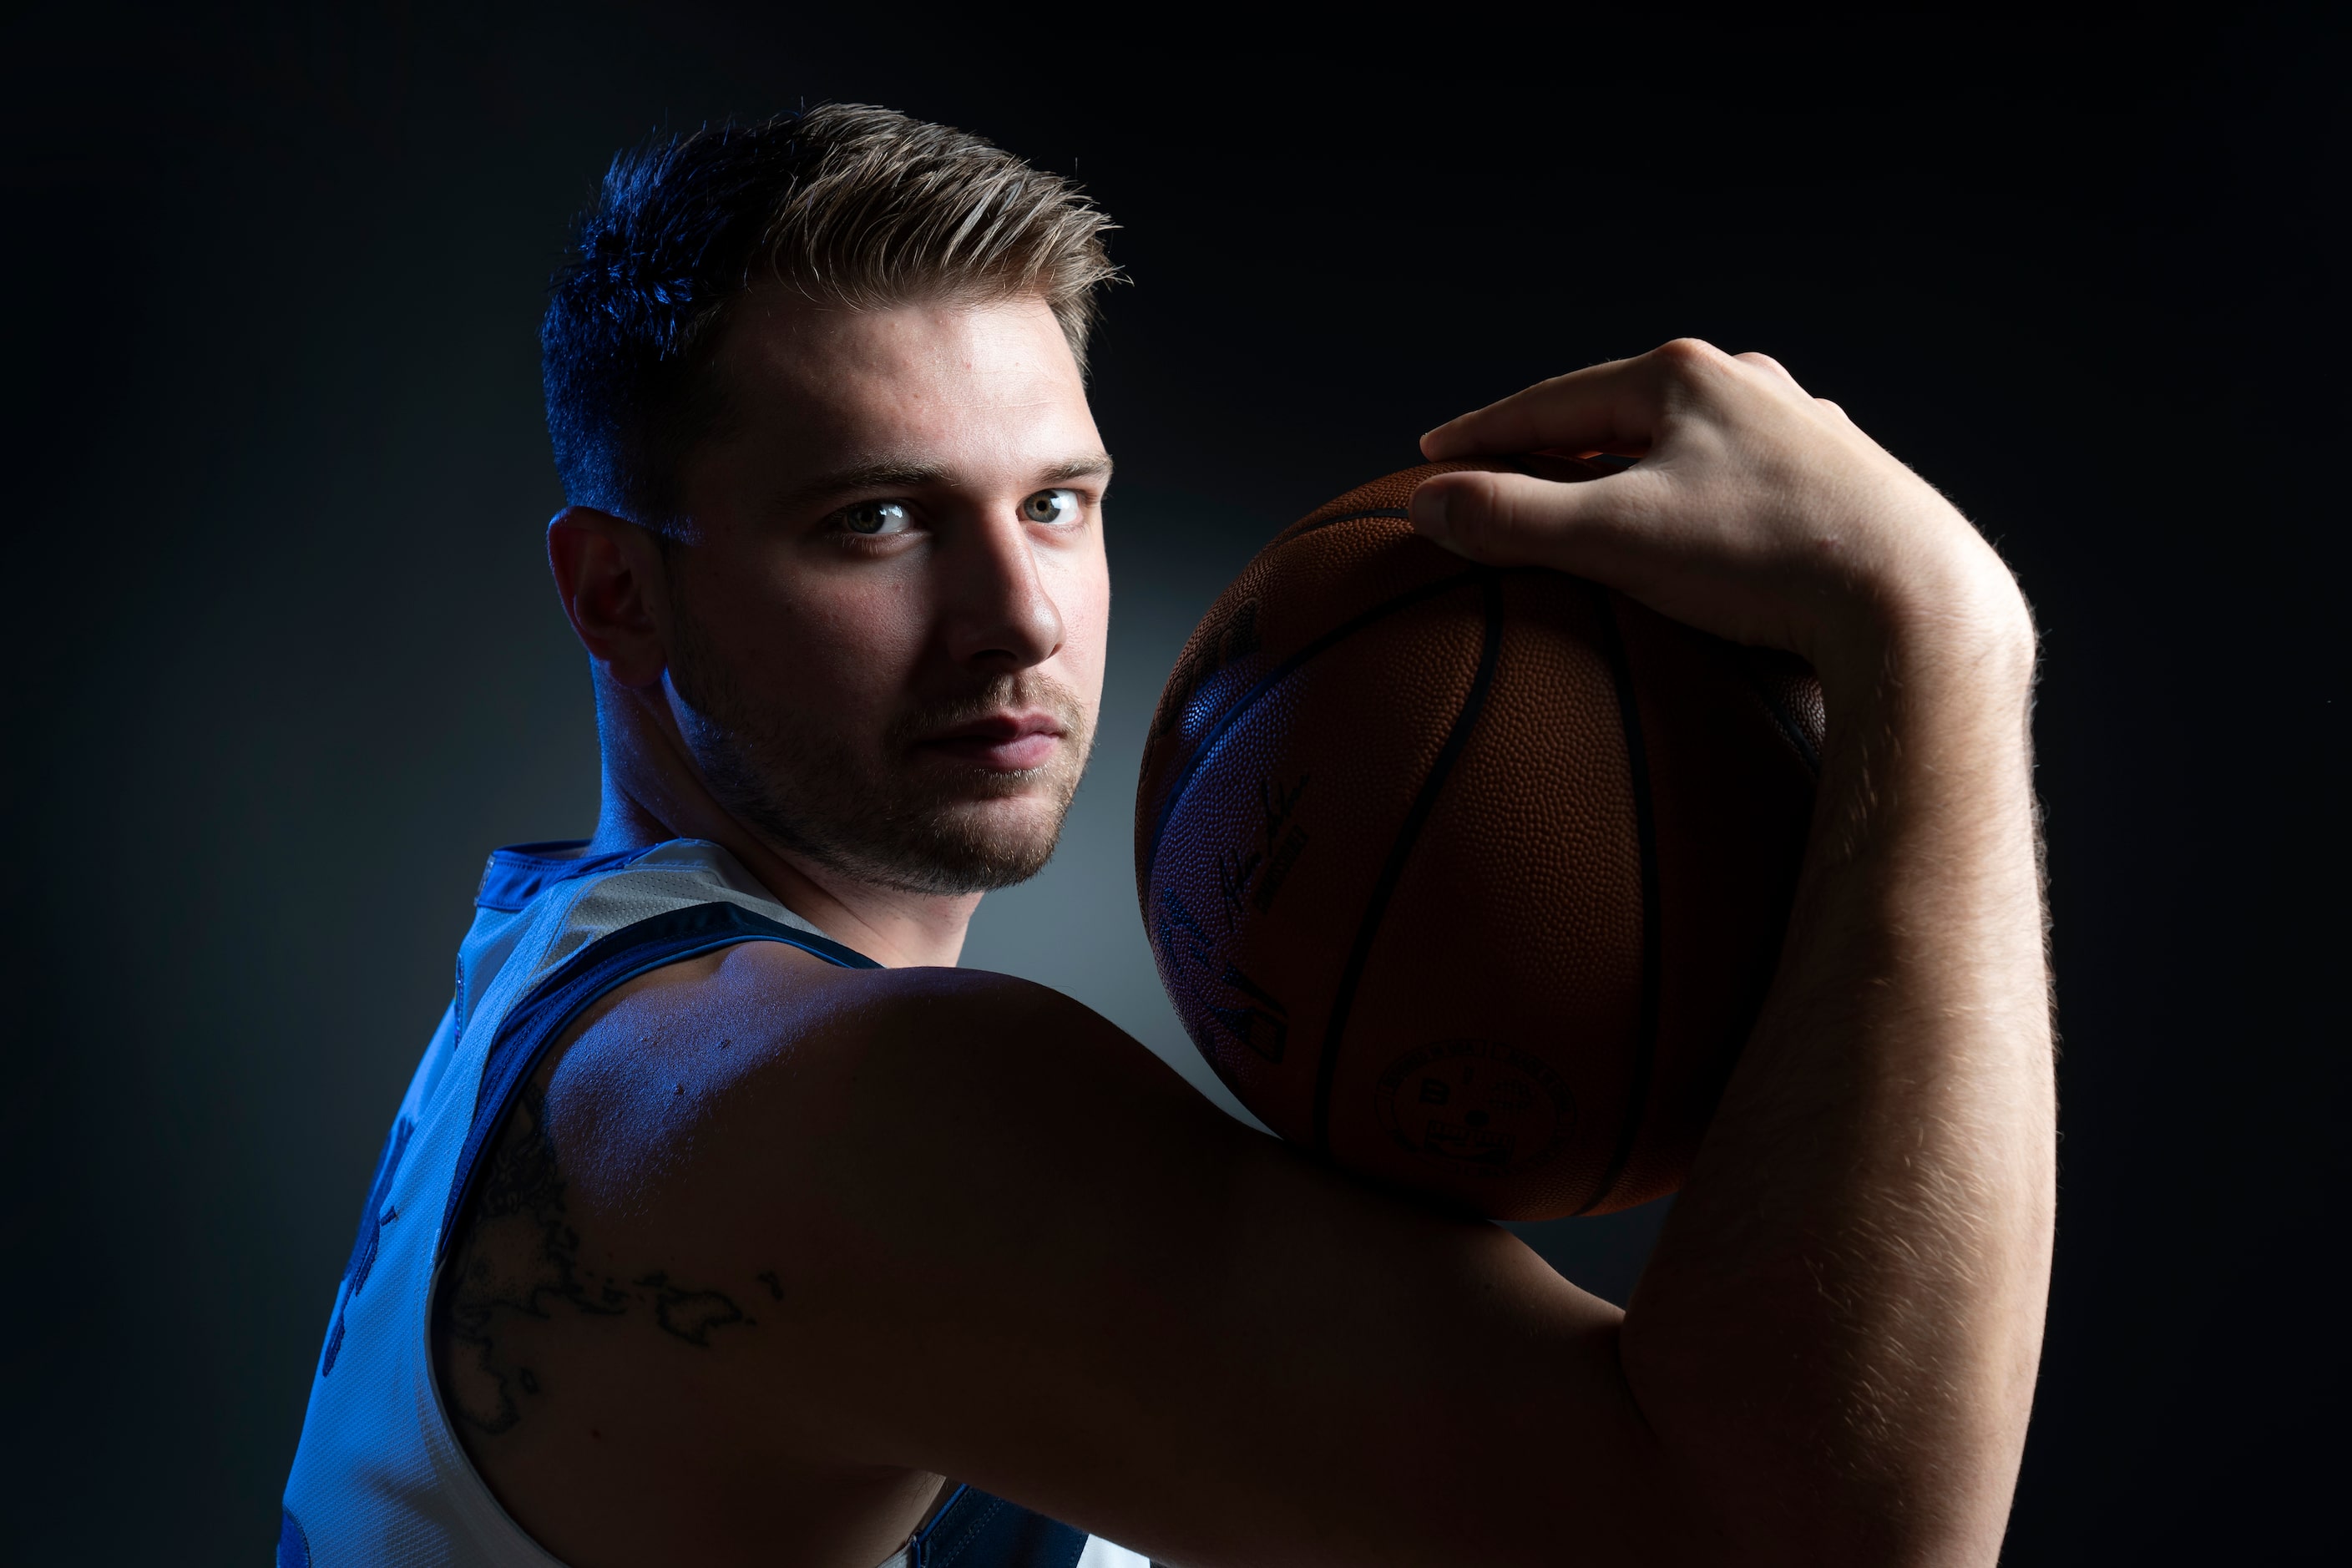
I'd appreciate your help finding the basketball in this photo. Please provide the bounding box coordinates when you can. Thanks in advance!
[1136,459,1825,1221]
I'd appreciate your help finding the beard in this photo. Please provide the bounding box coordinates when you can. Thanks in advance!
[665,612,1095,898]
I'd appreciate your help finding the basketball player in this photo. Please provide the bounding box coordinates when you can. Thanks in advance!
[281,107,2053,1568]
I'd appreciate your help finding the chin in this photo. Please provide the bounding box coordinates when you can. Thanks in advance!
[932,794,1066,859]
[799,785,1073,898]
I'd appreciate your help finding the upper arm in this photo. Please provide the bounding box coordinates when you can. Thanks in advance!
[551,948,1672,1568]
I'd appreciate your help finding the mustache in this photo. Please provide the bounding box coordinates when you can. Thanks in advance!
[884,674,1092,751]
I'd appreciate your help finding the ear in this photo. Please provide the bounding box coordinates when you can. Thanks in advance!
[547,506,671,688]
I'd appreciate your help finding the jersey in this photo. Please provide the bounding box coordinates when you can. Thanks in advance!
[279,837,1148,1568]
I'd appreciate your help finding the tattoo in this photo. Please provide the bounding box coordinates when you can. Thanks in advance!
[432,1080,770,1435]
[636,1272,748,1346]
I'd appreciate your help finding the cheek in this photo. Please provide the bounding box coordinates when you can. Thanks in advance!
[1047,552,1111,694]
[707,571,928,713]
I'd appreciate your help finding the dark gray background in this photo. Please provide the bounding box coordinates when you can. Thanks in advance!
[2,6,2340,1562]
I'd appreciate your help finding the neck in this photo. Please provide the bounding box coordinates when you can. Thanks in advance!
[582,670,982,969]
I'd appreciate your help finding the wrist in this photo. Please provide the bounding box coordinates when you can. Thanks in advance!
[1813,546,2037,718]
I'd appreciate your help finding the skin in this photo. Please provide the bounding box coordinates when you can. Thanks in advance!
[433,296,2053,1568]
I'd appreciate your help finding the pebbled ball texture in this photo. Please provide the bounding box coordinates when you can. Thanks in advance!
[1136,460,1824,1220]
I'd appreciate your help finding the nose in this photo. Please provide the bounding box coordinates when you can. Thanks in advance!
[938,509,1064,672]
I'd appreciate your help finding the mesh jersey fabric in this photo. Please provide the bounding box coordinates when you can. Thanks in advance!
[278,837,1149,1568]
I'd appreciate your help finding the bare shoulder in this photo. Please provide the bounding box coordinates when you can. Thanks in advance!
[544,940,1236,1208]
[437,938,1210,1362]
[531,941,1272,1337]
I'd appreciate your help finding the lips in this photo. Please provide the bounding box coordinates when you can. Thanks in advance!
[916,711,1065,771]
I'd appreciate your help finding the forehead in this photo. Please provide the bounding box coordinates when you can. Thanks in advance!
[705,291,1095,470]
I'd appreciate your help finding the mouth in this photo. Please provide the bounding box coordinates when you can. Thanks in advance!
[914,711,1065,772]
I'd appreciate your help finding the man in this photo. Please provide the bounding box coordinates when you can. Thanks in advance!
[282,105,2053,1568]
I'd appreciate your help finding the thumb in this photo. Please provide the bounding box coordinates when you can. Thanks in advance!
[1409,469,1622,571]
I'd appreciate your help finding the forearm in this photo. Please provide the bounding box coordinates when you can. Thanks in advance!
[1622,601,2055,1563]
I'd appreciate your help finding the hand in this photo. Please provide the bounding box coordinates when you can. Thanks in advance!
[1410,339,2034,698]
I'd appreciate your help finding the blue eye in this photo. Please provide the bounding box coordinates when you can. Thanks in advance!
[841,500,913,536]
[1021,488,1081,525]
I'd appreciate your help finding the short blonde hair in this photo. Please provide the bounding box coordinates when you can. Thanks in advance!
[543,105,1119,525]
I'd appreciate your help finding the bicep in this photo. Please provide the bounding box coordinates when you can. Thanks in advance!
[702,971,1666,1568]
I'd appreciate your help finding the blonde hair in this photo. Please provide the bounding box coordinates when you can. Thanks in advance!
[754,104,1117,367]
[544,105,1119,524]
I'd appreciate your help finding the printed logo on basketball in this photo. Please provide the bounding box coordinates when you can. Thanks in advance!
[1375,1039,1576,1177]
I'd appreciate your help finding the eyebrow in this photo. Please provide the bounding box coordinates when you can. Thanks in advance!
[1035,453,1116,484]
[780,453,1115,510]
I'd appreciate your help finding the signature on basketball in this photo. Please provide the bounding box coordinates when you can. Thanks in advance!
[1216,771,1311,931]
[1151,888,1293,1065]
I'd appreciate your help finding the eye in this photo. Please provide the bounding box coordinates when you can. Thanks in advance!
[837,499,914,537]
[1021,488,1083,525]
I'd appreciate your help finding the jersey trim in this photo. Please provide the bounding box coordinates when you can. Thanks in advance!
[474,840,655,913]
[911,1484,1090,1568]
[436,899,880,1257]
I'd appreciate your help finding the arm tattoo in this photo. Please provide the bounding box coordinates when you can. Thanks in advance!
[432,1080,767,1435]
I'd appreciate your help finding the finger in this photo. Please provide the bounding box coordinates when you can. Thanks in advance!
[1419,350,1672,461]
[1815,396,1853,424]
[1408,468,1662,577]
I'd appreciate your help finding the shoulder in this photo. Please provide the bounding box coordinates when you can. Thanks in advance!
[536,940,1222,1234]
[432,936,1232,1448]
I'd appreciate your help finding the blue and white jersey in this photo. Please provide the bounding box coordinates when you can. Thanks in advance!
[280,837,1147,1568]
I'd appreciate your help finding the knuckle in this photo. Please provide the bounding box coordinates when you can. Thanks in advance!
[1488,479,1572,556]
[1456,478,1505,539]
[1737,351,1799,387]
[1652,336,1726,374]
